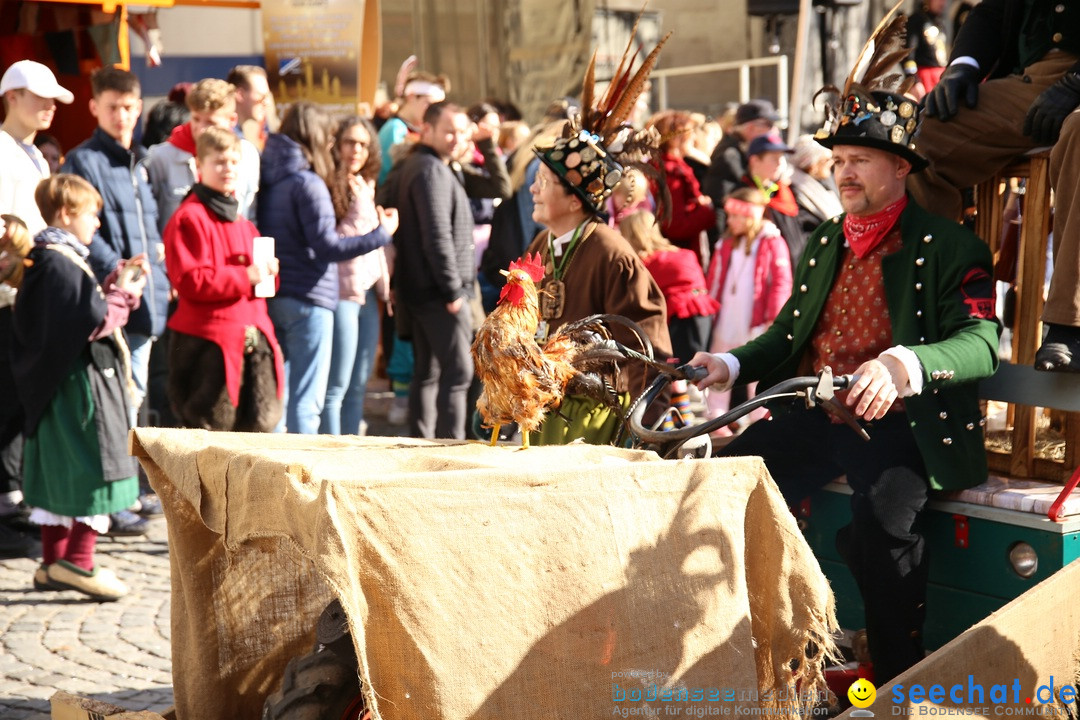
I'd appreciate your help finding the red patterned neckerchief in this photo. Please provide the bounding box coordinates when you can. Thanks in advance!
[843,195,908,259]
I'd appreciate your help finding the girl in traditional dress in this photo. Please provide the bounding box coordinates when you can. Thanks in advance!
[12,174,147,600]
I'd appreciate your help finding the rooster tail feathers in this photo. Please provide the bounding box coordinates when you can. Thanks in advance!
[564,373,626,416]
[570,345,628,371]
[549,313,656,361]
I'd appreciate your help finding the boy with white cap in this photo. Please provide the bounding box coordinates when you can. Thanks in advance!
[0,60,73,234]
[0,60,73,560]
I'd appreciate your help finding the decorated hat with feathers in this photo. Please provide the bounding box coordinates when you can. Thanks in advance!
[813,0,928,172]
[535,13,672,215]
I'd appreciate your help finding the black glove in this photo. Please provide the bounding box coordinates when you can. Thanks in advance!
[1023,72,1080,146]
[924,63,982,121]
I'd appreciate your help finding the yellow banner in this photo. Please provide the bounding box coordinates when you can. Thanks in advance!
[261,0,380,115]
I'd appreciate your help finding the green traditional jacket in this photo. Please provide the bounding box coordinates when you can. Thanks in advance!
[731,200,1001,490]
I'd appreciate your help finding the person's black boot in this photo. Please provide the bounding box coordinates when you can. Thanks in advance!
[0,521,40,559]
[1035,324,1080,372]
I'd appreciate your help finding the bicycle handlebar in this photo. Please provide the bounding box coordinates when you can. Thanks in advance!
[627,368,860,457]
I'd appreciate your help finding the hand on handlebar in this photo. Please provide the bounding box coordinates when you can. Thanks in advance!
[687,351,730,390]
[847,357,907,420]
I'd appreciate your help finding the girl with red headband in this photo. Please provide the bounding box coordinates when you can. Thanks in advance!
[704,187,792,433]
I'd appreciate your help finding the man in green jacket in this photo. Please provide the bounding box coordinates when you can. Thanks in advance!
[690,90,1000,683]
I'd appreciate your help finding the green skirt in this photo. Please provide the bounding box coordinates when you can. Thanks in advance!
[530,393,632,447]
[23,363,138,517]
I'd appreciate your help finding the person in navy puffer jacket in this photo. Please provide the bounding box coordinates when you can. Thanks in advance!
[258,102,398,434]
[61,68,169,424]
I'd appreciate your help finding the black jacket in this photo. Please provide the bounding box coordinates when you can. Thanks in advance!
[12,245,136,481]
[380,140,510,305]
[951,0,1080,79]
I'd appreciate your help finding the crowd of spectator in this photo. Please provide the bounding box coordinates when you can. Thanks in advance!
[0,46,843,588]
[3,0,1077,622]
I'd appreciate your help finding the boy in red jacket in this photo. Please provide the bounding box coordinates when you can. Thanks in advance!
[163,126,284,431]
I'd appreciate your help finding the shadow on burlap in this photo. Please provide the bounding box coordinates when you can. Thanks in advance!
[131,428,838,720]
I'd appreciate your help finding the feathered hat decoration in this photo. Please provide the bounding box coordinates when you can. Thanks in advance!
[535,10,672,216]
[813,0,928,171]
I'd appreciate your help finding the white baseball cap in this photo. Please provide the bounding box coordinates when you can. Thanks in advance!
[0,60,74,104]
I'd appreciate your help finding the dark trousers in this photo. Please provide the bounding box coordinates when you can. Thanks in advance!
[668,315,712,365]
[0,306,23,495]
[0,436,20,496]
[406,299,474,439]
[167,330,282,433]
[722,406,929,683]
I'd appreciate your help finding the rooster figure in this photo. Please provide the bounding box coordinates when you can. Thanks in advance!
[471,254,643,448]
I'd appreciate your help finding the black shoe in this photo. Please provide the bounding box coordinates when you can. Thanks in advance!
[1035,324,1080,372]
[135,493,163,518]
[105,509,149,537]
[0,521,40,559]
[0,504,37,534]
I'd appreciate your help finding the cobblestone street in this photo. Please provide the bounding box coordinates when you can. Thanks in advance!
[0,514,174,718]
[0,387,405,718]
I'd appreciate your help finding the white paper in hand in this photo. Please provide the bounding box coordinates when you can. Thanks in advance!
[252,236,275,298]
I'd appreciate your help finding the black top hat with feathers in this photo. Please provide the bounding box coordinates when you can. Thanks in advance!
[535,15,672,215]
[814,0,928,172]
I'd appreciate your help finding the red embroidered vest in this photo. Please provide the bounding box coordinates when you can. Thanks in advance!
[809,227,905,412]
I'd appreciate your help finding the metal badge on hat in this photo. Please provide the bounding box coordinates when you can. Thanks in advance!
[810,0,929,171]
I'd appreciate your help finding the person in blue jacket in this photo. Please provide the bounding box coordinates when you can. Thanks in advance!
[62,68,168,423]
[258,102,398,434]
[61,67,167,537]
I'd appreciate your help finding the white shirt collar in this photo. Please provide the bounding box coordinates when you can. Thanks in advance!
[549,227,577,258]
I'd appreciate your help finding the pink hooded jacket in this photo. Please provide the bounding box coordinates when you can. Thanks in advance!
[705,220,792,330]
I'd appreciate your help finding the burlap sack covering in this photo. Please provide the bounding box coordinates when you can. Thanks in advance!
[131,428,837,720]
[843,557,1080,717]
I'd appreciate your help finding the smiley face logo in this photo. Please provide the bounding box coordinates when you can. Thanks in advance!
[848,678,877,708]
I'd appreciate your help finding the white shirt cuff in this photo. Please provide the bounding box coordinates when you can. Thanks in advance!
[713,353,740,391]
[880,345,923,397]
[951,56,980,71]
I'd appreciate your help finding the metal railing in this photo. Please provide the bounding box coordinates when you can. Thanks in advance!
[651,55,789,123]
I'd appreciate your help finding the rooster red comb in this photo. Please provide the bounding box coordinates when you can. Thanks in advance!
[509,253,545,283]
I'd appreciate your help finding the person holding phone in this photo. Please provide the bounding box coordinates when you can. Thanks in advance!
[10,174,147,600]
